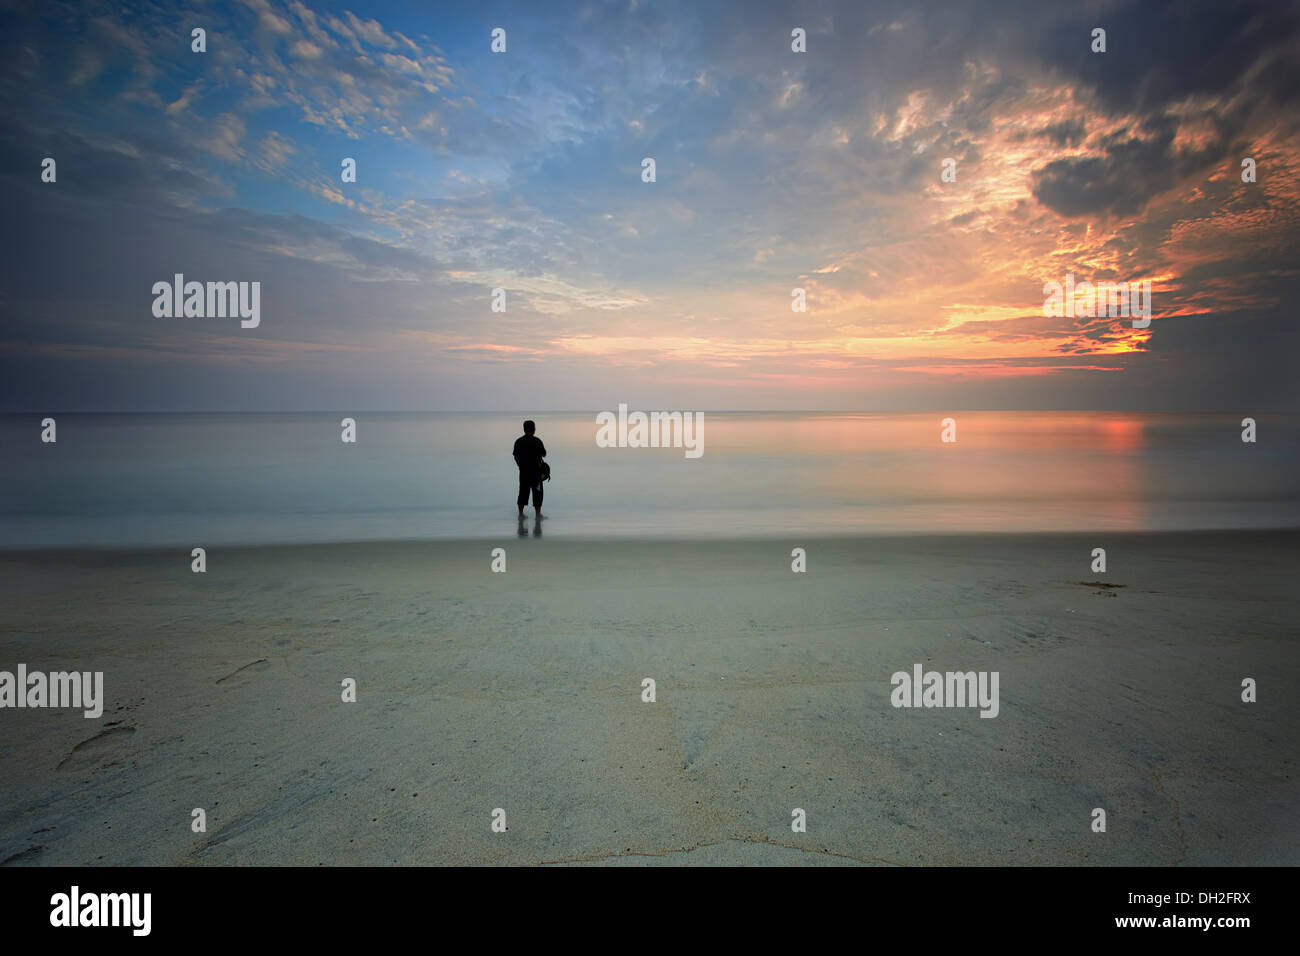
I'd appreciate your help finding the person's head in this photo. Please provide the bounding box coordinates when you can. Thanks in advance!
[523,419,535,435]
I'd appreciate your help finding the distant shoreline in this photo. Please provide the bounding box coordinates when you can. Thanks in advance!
[3,525,1300,557]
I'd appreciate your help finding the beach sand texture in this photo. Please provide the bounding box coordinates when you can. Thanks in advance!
[1,531,1297,866]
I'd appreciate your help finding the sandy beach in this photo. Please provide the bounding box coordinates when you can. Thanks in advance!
[1,530,1297,866]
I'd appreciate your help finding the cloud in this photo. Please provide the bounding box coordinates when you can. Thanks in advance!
[1,0,1298,411]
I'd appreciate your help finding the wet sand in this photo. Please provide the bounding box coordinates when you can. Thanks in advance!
[1,530,1297,866]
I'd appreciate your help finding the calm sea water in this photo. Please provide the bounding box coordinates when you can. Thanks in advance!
[1,412,1297,548]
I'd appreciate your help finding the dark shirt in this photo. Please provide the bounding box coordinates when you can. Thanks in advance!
[512,434,547,475]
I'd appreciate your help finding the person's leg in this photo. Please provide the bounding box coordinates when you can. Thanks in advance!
[533,477,544,518]
[517,472,529,515]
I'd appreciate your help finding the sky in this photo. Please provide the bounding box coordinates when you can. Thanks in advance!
[1,0,1298,412]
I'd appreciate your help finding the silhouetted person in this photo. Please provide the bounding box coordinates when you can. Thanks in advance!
[513,419,547,520]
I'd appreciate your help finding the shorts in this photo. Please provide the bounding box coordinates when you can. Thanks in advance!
[517,471,544,509]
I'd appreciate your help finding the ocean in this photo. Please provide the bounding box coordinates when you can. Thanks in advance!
[2,411,1297,548]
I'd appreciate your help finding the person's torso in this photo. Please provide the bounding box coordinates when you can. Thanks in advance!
[514,434,544,469]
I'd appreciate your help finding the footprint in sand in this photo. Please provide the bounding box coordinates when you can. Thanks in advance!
[0,845,46,866]
[55,725,136,772]
[215,659,270,684]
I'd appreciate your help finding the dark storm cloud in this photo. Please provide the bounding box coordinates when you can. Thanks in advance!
[1023,0,1300,216]
[1029,116,1195,217]
[1039,0,1300,116]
